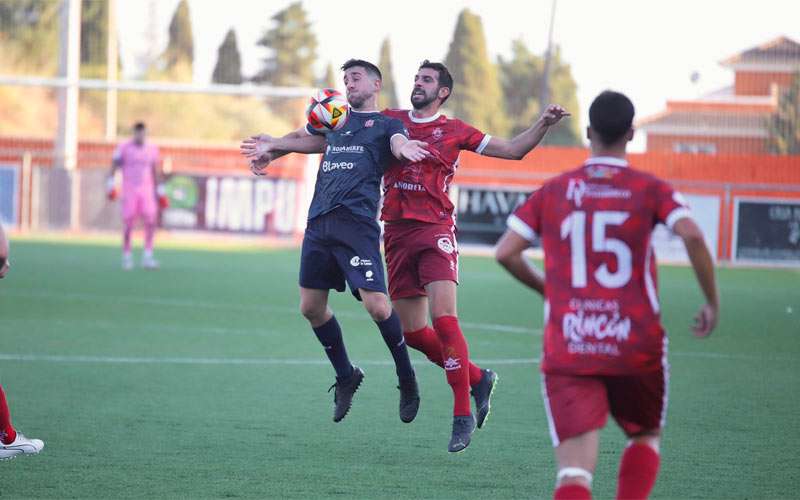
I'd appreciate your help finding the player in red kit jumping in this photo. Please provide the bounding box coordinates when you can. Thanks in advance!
[243,60,568,452]
[495,91,720,499]
[381,61,569,452]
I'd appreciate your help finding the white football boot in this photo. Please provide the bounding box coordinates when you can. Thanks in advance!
[122,253,134,271]
[141,252,160,270]
[0,433,44,460]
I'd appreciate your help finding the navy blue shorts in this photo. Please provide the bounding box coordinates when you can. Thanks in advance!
[299,208,387,300]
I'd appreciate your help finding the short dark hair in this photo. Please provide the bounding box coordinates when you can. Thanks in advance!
[588,91,635,146]
[418,60,453,104]
[341,59,382,80]
[133,122,146,131]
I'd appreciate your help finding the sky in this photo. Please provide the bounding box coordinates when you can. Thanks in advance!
[117,0,800,145]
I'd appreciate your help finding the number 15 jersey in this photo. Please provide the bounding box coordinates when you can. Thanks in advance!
[507,157,692,375]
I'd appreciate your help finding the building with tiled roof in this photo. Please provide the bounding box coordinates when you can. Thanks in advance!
[639,37,800,154]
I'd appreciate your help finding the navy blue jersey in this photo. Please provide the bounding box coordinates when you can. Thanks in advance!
[306,110,407,220]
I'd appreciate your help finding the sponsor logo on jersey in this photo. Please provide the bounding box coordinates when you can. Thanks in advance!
[328,145,364,154]
[562,310,631,344]
[566,179,631,208]
[393,181,425,192]
[321,161,355,172]
[437,237,455,254]
[342,130,353,136]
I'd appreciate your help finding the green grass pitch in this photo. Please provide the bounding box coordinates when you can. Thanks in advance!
[0,240,798,498]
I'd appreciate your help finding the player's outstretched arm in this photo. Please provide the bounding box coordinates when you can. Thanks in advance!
[482,104,570,160]
[390,135,430,162]
[673,217,720,337]
[0,221,9,278]
[241,127,326,175]
[495,230,545,295]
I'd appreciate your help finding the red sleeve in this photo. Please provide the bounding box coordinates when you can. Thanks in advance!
[456,119,491,154]
[507,187,543,242]
[653,178,691,229]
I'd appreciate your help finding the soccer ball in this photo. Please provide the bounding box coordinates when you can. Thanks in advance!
[306,88,349,133]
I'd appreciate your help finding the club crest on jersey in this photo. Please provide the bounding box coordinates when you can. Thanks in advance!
[432,127,443,140]
[364,119,374,128]
[437,237,455,254]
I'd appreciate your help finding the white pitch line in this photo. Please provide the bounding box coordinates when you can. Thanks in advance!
[0,353,538,367]
[0,351,789,367]
[1,317,278,338]
[2,289,539,335]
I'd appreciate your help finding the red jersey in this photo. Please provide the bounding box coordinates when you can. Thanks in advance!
[380,109,490,225]
[508,157,692,376]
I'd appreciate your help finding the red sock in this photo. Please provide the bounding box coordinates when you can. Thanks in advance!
[0,385,17,444]
[404,326,483,385]
[616,443,660,500]
[554,484,592,500]
[432,316,472,416]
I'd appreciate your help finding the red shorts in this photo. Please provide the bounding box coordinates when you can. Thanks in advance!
[541,368,668,447]
[383,221,459,300]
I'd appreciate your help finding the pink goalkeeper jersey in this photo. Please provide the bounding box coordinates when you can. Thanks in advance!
[113,140,160,195]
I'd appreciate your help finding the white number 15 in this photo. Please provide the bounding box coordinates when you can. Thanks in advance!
[560,210,632,289]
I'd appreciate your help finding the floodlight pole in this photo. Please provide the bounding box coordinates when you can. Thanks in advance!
[55,0,82,231]
[540,0,557,111]
[55,0,81,172]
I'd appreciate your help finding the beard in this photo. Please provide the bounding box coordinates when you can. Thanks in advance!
[410,89,437,110]
[347,91,370,110]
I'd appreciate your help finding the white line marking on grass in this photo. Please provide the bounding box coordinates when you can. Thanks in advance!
[2,289,539,335]
[0,353,540,367]
[0,351,789,367]
[2,318,278,338]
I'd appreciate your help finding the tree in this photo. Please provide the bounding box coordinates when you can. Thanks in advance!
[498,38,543,136]
[0,0,60,74]
[443,9,509,136]
[542,46,581,145]
[254,2,317,86]
[317,62,337,89]
[212,28,243,84]
[498,39,581,145]
[80,0,110,78]
[767,72,800,155]
[378,37,399,109]
[161,0,193,80]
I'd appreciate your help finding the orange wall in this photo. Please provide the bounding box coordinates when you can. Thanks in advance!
[734,71,796,95]
[646,134,768,155]
[457,146,800,186]
[665,100,774,114]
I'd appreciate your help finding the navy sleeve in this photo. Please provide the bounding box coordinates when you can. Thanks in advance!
[386,118,408,141]
[305,123,326,137]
